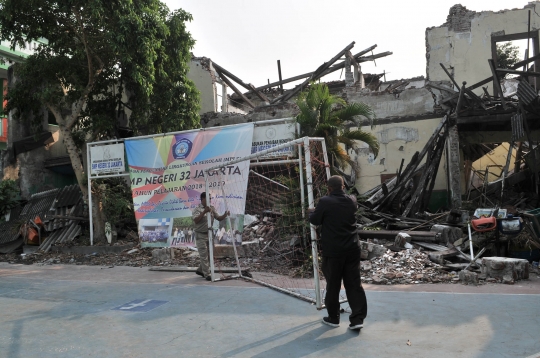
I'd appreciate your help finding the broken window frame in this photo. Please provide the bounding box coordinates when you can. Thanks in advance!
[490,31,540,90]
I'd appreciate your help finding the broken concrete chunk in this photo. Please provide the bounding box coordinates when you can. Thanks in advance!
[502,275,515,285]
[152,248,174,261]
[458,270,478,285]
[481,257,529,281]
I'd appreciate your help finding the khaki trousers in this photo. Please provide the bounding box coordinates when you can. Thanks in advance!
[196,232,211,277]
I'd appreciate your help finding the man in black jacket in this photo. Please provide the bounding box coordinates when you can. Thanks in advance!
[309,175,367,330]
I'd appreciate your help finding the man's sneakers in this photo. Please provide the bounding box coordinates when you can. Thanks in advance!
[348,322,363,330]
[205,276,211,281]
[195,270,204,277]
[321,316,340,327]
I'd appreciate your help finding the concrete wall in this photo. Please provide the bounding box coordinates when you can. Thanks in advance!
[188,58,218,114]
[426,3,539,93]
[343,85,440,119]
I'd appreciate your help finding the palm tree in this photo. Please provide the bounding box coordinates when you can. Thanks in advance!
[295,82,379,175]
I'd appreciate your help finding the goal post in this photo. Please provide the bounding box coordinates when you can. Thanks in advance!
[202,136,346,309]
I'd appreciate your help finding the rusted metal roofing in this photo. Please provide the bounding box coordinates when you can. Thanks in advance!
[0,185,85,253]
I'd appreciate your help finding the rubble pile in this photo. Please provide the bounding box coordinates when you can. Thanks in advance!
[361,249,455,285]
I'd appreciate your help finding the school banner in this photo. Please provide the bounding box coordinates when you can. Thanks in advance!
[125,123,254,222]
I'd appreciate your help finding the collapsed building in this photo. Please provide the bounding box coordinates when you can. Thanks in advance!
[1,3,540,286]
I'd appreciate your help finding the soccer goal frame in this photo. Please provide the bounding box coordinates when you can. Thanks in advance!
[203,136,336,310]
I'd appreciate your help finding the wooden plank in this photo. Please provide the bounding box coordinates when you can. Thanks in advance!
[212,62,252,91]
[254,46,384,92]
[217,71,256,109]
[376,116,448,211]
[492,31,538,43]
[426,83,457,93]
[248,83,270,102]
[439,63,460,88]
[276,41,356,103]
[488,59,507,109]
[441,53,540,104]
[496,68,540,77]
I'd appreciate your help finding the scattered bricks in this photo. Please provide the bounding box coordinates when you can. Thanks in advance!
[415,274,424,281]
[502,275,515,285]
[241,241,260,258]
[486,278,498,283]
[395,272,404,278]
[482,257,529,281]
[152,248,174,261]
[458,270,478,285]
[213,244,243,258]
[360,261,372,271]
[384,272,396,280]
[372,275,388,285]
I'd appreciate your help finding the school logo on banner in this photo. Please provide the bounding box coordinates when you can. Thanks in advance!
[172,138,193,159]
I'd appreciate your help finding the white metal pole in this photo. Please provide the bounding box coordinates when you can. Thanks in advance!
[298,143,307,244]
[467,223,475,265]
[220,183,242,276]
[320,138,331,180]
[205,177,216,282]
[87,143,94,246]
[304,137,322,309]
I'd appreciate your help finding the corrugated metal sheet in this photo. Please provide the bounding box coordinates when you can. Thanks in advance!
[52,184,82,209]
[39,223,82,253]
[0,185,84,251]
[0,238,23,254]
[20,188,58,218]
[0,206,23,245]
[517,81,538,106]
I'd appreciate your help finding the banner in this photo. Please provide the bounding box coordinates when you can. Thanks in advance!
[125,124,254,247]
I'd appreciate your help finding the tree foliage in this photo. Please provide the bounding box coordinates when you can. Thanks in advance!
[0,0,201,240]
[0,0,200,140]
[496,42,520,69]
[0,179,20,217]
[295,83,379,170]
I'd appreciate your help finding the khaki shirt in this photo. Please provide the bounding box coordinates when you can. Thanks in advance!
[192,204,219,233]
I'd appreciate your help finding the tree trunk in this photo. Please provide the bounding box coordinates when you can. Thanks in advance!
[59,125,106,242]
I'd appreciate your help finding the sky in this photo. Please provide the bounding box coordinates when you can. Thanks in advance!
[163,0,531,90]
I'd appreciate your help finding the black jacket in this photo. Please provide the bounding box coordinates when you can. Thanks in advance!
[309,189,359,257]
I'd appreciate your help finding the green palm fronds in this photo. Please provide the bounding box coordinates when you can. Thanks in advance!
[295,82,379,174]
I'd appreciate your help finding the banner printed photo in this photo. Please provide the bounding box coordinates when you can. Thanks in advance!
[125,123,254,247]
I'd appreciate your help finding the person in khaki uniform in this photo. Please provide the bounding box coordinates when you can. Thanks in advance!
[192,192,229,281]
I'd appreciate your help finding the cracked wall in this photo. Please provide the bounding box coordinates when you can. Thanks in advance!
[426,3,540,92]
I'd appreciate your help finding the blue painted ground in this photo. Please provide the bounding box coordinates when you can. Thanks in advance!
[1,263,539,358]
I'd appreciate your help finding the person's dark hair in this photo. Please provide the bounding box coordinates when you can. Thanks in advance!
[327,175,344,191]
[200,192,206,200]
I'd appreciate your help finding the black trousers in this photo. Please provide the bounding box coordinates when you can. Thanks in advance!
[321,252,367,325]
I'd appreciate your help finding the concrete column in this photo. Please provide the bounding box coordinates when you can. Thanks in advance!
[446,124,462,208]
[221,83,228,112]
[344,57,354,87]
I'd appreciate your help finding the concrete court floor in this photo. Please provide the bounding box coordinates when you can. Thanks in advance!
[0,262,539,358]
